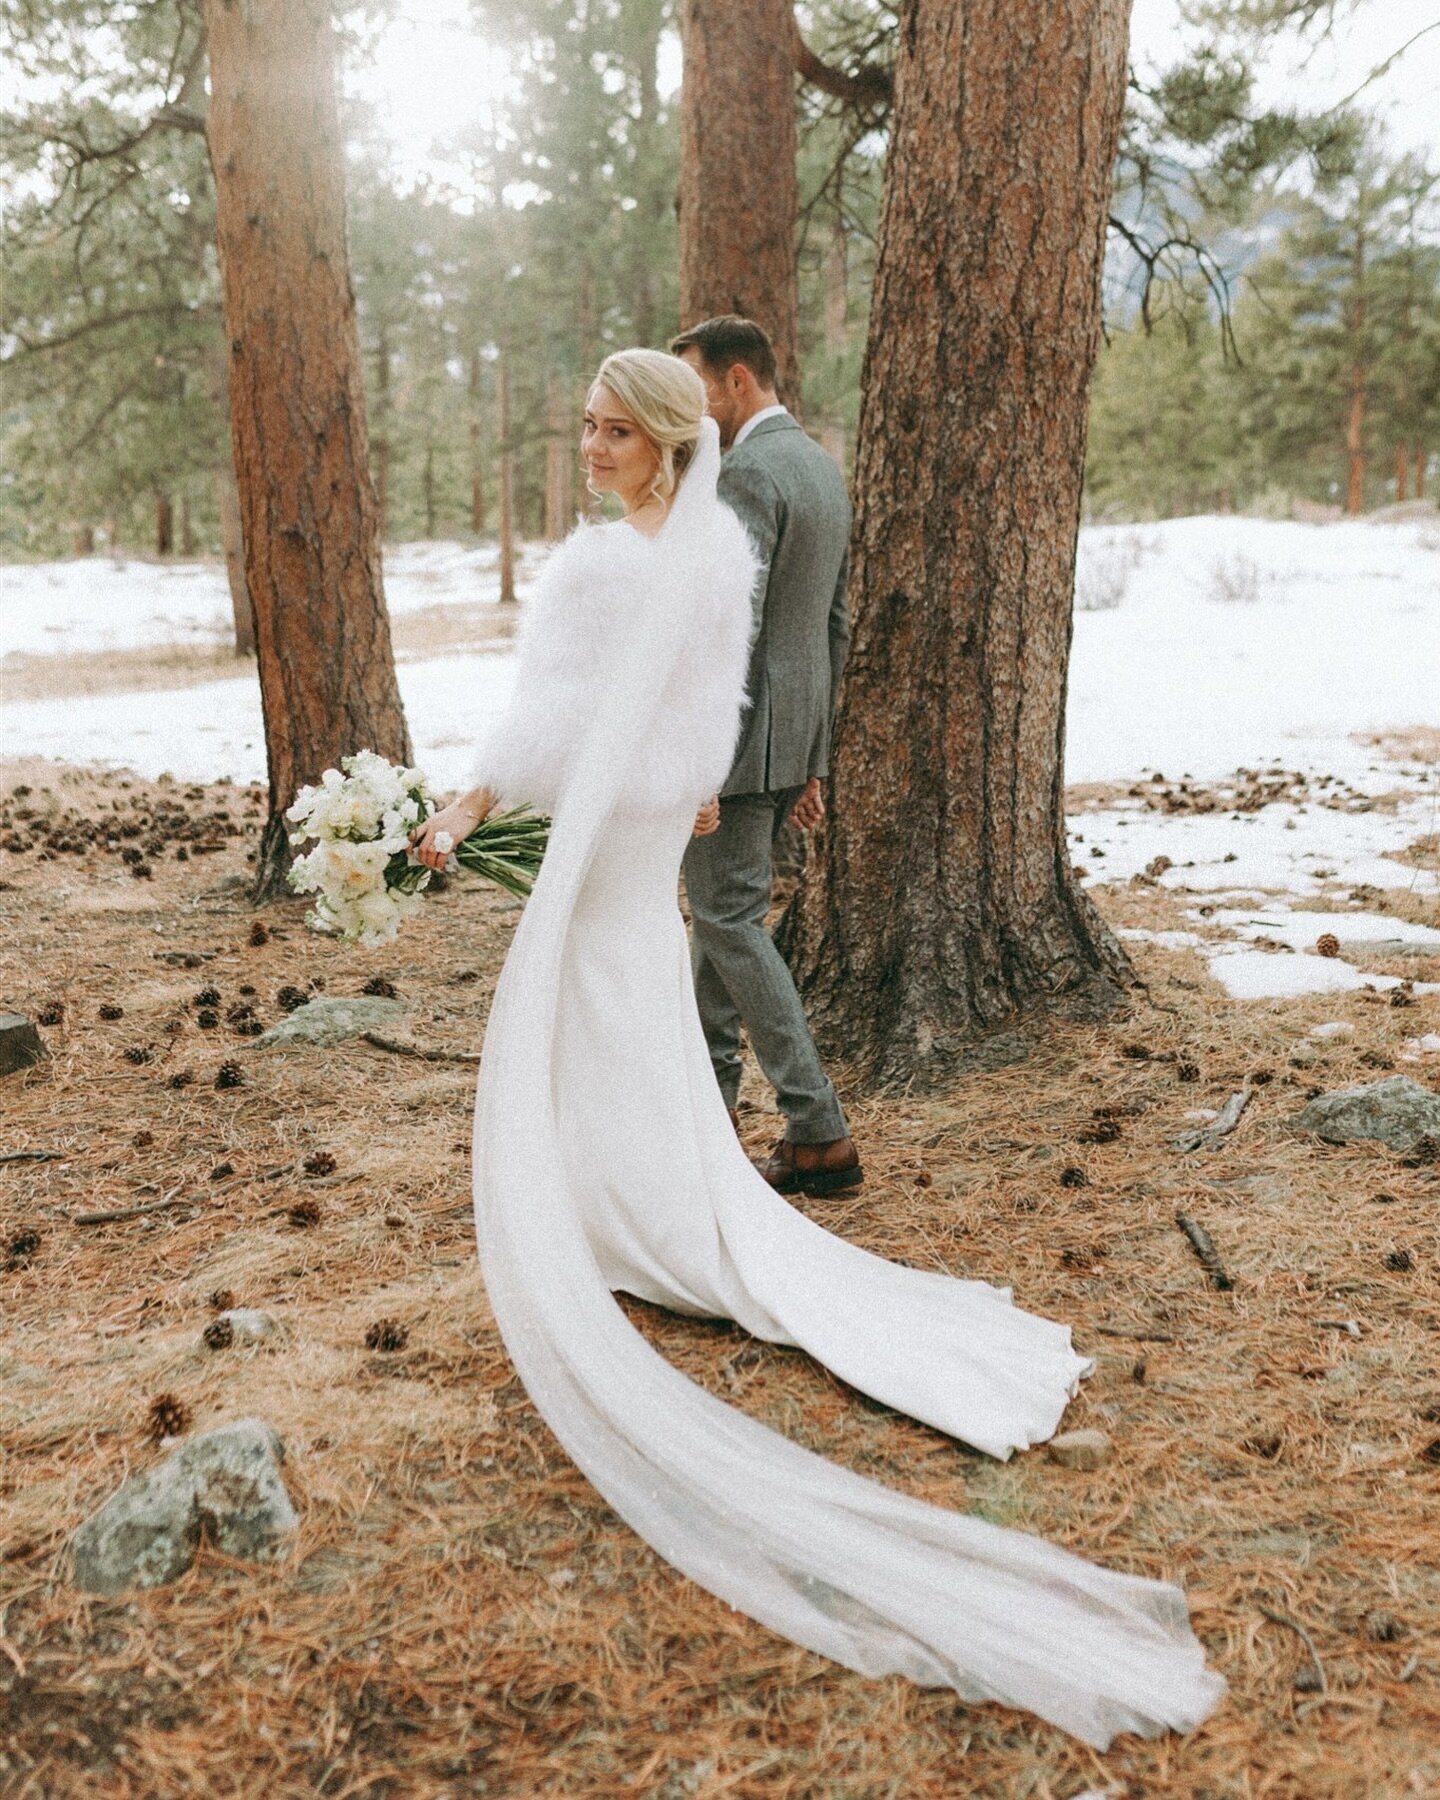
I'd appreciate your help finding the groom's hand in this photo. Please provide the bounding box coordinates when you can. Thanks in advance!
[693,797,721,838]
[788,778,825,832]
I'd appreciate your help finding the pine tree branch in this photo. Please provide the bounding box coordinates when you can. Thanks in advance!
[790,15,892,108]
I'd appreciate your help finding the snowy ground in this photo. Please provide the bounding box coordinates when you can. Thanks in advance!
[3,514,1438,1010]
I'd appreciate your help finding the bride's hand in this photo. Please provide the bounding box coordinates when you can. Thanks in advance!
[693,797,721,838]
[410,788,494,872]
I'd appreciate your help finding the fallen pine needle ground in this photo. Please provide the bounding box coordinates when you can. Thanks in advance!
[1,759,1437,1799]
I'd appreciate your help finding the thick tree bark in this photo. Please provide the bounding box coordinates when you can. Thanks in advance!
[215,462,255,656]
[497,354,516,604]
[780,0,1134,1088]
[469,346,486,535]
[677,0,800,405]
[202,0,410,900]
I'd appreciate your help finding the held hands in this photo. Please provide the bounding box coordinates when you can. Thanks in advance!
[788,777,825,832]
[410,787,495,872]
[693,797,721,838]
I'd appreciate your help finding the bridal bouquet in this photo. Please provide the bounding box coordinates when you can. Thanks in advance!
[286,750,547,946]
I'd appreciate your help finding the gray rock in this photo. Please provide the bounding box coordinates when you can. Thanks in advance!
[1046,1428,1113,1471]
[0,1013,46,1078]
[69,1418,297,1594]
[1295,1076,1440,1152]
[252,995,404,1049]
[211,1307,282,1344]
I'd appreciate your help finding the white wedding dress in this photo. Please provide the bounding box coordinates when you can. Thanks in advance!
[470,418,1224,1748]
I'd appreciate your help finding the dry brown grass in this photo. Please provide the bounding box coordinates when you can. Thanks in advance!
[2,761,1438,1799]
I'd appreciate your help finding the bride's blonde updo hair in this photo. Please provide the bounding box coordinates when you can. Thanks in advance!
[589,348,706,507]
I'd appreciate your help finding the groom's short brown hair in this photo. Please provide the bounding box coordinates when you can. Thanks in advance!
[670,316,777,390]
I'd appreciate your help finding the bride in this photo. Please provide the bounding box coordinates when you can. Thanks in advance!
[411,348,1224,1748]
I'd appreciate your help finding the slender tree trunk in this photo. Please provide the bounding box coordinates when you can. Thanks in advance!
[103,513,119,553]
[202,0,410,899]
[678,0,800,405]
[1414,442,1426,500]
[1395,441,1409,503]
[498,354,516,604]
[820,213,850,467]
[155,492,174,556]
[422,441,436,538]
[781,0,1134,1087]
[215,463,256,657]
[544,374,574,541]
[469,346,486,535]
[71,524,94,557]
[180,491,196,556]
[1346,366,1366,514]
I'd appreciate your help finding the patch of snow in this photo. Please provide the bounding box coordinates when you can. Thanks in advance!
[1115,927,1206,950]
[1400,1033,1440,1060]
[1309,1021,1357,1041]
[1203,947,1440,1001]
[1207,909,1440,950]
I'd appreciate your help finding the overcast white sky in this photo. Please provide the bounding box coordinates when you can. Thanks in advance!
[349,0,1439,192]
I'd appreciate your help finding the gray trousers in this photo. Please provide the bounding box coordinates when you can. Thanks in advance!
[682,787,849,1145]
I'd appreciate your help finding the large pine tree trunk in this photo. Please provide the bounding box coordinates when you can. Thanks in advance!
[677,0,800,404]
[781,0,1133,1087]
[202,0,410,900]
[1346,368,1366,514]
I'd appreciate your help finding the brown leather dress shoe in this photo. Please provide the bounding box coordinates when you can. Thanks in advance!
[754,1135,863,1198]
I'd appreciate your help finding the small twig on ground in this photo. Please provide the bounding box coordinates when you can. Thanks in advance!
[1259,1605,1327,1695]
[1172,1078,1254,1153]
[208,1162,295,1199]
[1093,1325,1179,1342]
[71,1188,193,1226]
[1175,1211,1235,1290]
[0,1150,63,1165]
[362,1031,481,1064]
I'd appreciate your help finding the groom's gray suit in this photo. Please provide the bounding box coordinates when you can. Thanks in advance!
[682,412,851,1144]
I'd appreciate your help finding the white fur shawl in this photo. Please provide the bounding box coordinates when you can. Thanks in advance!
[471,508,758,817]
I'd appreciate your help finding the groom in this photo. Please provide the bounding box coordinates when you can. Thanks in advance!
[673,316,862,1197]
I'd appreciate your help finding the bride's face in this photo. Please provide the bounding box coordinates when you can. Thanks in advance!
[582,385,660,508]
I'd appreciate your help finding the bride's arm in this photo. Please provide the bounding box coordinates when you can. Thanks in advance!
[410,784,497,872]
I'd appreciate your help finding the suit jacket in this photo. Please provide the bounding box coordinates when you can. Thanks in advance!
[717,414,851,798]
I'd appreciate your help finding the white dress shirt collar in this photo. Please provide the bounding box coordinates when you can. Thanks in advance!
[732,403,789,448]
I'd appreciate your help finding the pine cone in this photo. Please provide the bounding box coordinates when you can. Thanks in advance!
[276,985,307,1013]
[365,1318,408,1353]
[214,1061,244,1090]
[36,1001,64,1026]
[1316,933,1340,958]
[287,1197,323,1229]
[362,975,397,998]
[197,1008,219,1029]
[167,1070,194,1090]
[248,922,269,946]
[1175,1060,1200,1082]
[123,1046,153,1065]
[208,1287,236,1312]
[98,1003,124,1020]
[193,986,221,1008]
[1383,1248,1414,1272]
[1059,1166,1089,1189]
[146,1393,191,1442]
[303,1151,336,1177]
[5,1230,41,1270]
[132,1129,155,1148]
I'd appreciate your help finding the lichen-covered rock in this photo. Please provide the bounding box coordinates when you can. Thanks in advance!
[69,1418,297,1594]
[0,1013,46,1078]
[1295,1076,1440,1152]
[252,995,404,1049]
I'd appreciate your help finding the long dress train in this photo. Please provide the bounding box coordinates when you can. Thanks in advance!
[470,418,1225,1749]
